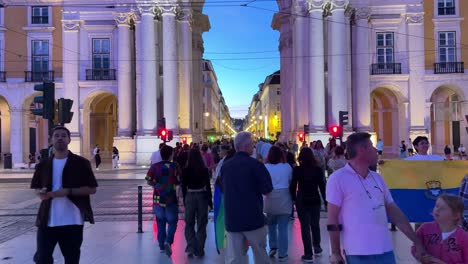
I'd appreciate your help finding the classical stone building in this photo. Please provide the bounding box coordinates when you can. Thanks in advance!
[0,1,211,166]
[272,0,468,155]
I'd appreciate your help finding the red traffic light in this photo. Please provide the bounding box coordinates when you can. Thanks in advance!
[182,137,187,144]
[298,132,304,142]
[329,125,342,138]
[161,129,167,136]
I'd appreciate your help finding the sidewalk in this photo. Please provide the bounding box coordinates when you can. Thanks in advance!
[0,219,418,264]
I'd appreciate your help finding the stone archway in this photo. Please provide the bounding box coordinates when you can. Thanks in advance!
[371,87,402,157]
[83,92,117,162]
[430,85,466,154]
[0,96,11,157]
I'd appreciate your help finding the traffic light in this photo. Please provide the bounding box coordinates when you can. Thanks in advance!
[298,132,304,142]
[159,128,168,142]
[329,125,342,138]
[339,111,349,126]
[58,98,74,124]
[31,82,55,119]
[304,124,310,134]
[182,137,187,144]
[157,117,166,139]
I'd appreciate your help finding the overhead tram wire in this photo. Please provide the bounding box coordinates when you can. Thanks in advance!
[2,2,467,60]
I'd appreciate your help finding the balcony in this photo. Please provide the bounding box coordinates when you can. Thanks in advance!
[434,62,464,74]
[25,71,54,82]
[371,63,402,75]
[438,7,456,16]
[0,72,5,82]
[86,69,116,81]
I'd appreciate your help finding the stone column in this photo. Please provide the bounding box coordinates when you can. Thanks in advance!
[178,9,192,135]
[307,0,326,132]
[9,108,23,165]
[114,13,134,137]
[62,13,81,153]
[353,7,371,131]
[407,13,427,138]
[328,0,349,125]
[138,6,158,135]
[293,3,308,131]
[161,5,179,131]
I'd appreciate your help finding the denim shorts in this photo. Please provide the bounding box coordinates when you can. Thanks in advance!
[346,251,396,264]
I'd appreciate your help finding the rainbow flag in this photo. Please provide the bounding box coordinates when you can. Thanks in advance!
[213,183,226,253]
[380,160,467,222]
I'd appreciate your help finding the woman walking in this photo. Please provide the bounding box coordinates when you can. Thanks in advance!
[290,148,326,262]
[181,148,213,258]
[112,146,119,168]
[264,146,293,261]
[93,144,101,170]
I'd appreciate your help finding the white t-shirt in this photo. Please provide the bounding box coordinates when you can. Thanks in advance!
[48,158,84,227]
[326,164,394,255]
[265,163,292,190]
[442,229,457,240]
[405,154,444,161]
[150,150,162,165]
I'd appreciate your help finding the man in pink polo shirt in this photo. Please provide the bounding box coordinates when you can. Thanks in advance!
[327,132,426,264]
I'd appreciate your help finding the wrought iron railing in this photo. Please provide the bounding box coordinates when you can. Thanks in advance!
[25,71,54,82]
[86,69,116,80]
[434,62,464,74]
[371,63,402,75]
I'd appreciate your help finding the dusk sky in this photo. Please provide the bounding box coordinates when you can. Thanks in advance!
[202,1,280,118]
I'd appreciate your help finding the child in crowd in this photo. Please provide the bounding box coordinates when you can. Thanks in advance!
[412,194,468,264]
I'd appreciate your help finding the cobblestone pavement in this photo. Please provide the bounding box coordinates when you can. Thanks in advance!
[0,178,156,244]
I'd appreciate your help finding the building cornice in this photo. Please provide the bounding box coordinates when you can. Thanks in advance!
[22,26,56,32]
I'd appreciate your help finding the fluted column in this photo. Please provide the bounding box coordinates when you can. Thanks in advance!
[407,13,426,133]
[353,7,371,131]
[9,108,23,165]
[307,0,325,132]
[115,12,134,136]
[178,9,192,134]
[161,5,179,131]
[293,3,308,130]
[62,13,80,136]
[139,6,158,135]
[328,0,349,125]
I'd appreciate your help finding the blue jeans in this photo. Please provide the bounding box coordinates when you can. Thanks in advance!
[153,204,178,250]
[346,251,396,264]
[267,214,290,257]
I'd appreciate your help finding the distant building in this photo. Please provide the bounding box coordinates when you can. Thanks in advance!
[272,0,468,155]
[201,59,234,141]
[245,71,281,141]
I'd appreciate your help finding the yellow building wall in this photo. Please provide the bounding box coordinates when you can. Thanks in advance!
[424,0,435,70]
[52,7,63,78]
[460,1,468,64]
[4,7,27,78]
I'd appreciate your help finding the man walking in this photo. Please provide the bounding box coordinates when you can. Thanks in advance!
[146,145,180,257]
[220,132,273,263]
[327,132,425,264]
[31,126,98,264]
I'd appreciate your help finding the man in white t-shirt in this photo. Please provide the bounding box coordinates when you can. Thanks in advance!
[31,126,98,263]
[326,132,425,264]
[150,143,165,165]
[405,136,444,161]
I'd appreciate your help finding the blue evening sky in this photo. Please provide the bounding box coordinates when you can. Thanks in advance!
[203,1,280,118]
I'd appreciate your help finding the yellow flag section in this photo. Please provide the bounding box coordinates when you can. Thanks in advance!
[379,160,467,222]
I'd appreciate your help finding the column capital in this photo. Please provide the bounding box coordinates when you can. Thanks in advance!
[406,13,424,24]
[158,3,178,16]
[355,7,371,20]
[138,5,157,17]
[114,12,135,26]
[62,20,80,31]
[293,2,308,16]
[306,0,326,13]
[330,0,349,11]
[177,8,192,22]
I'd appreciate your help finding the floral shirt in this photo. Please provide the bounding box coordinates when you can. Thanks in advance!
[145,161,179,207]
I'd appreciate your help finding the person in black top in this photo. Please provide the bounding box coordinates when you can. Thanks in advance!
[290,147,326,262]
[220,132,273,264]
[181,148,212,258]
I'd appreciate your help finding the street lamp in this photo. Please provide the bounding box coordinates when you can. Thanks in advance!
[204,112,210,117]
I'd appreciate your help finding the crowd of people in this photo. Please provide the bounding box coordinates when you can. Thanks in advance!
[144,132,468,263]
